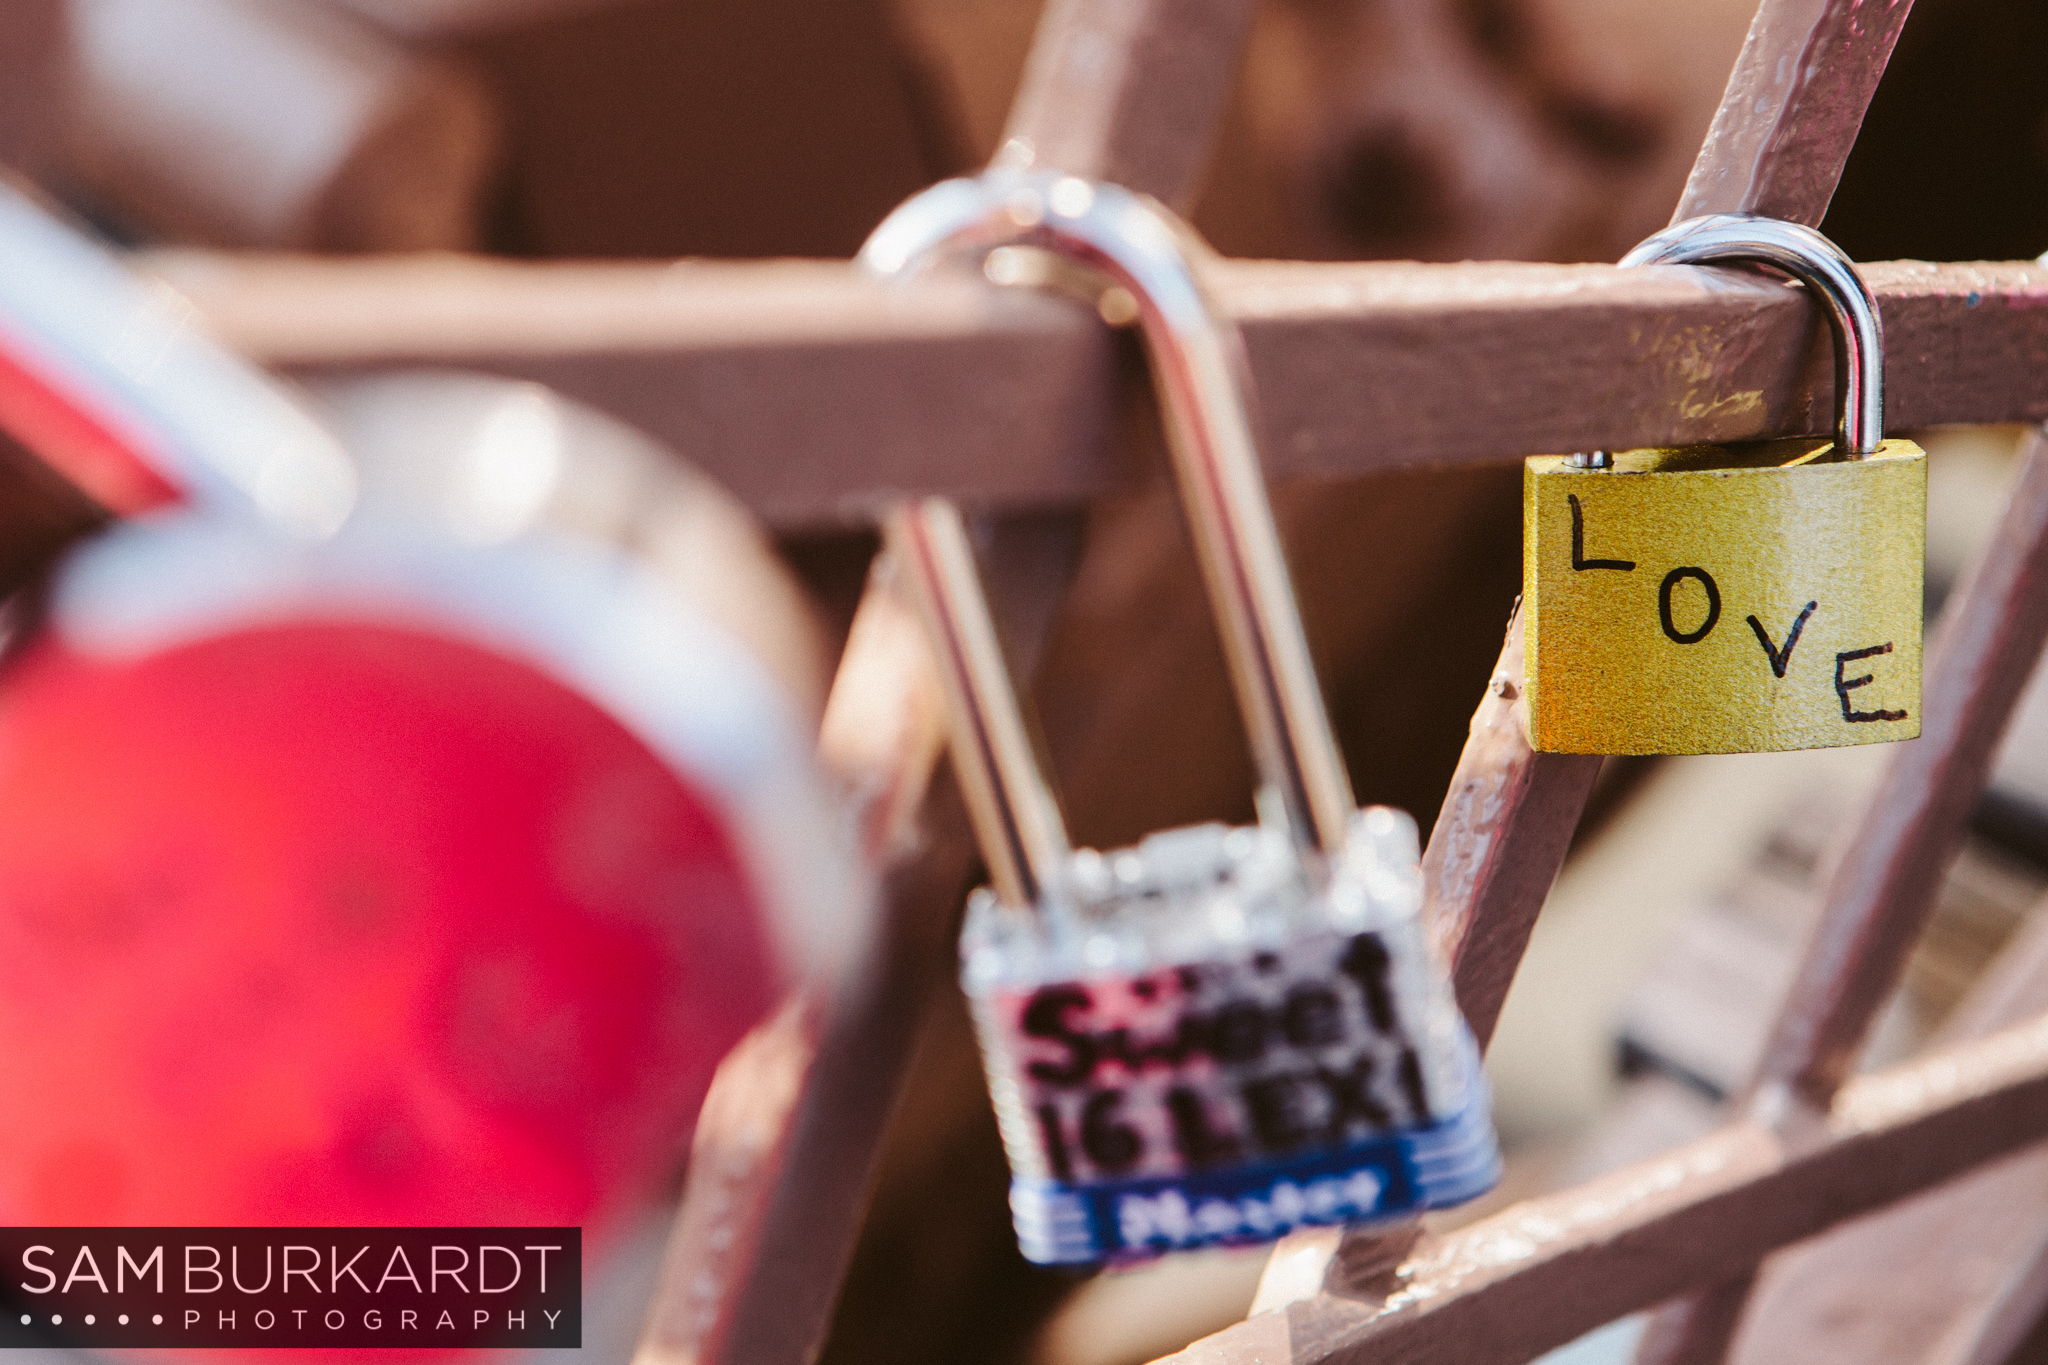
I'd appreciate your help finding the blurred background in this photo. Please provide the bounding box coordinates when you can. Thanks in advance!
[2,0,2048,1362]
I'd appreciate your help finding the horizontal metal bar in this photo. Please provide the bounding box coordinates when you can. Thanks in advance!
[1168,1010,2048,1365]
[1727,907,2048,1365]
[149,251,2048,530]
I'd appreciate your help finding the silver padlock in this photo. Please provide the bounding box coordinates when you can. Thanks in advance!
[862,169,1500,1265]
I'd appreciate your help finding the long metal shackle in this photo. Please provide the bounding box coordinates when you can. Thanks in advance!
[884,496,1072,910]
[861,170,1358,908]
[1621,213,1884,456]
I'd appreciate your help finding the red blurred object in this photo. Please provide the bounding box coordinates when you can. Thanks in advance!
[0,618,778,1236]
[0,196,851,1278]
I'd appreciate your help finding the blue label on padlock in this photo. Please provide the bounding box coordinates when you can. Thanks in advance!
[1010,1094,1500,1263]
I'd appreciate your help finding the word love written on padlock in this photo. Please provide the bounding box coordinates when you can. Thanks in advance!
[1524,215,1925,756]
[862,170,1499,1266]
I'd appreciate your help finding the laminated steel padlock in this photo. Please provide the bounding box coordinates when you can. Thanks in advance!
[1524,214,1925,755]
[0,188,861,1263]
[863,170,1500,1266]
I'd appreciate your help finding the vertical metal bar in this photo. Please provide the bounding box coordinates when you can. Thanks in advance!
[1673,0,1919,227]
[998,0,1256,201]
[632,522,1074,1365]
[1422,608,1603,1047]
[1251,601,1601,1314]
[1713,894,2048,1364]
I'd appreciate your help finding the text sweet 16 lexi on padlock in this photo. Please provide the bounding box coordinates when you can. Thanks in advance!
[1524,216,1925,756]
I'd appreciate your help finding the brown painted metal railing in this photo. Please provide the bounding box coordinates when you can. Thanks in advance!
[109,0,2048,1361]
[152,257,2048,531]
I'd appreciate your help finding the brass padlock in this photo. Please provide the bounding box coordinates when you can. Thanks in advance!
[1524,215,1924,755]
[862,170,1499,1265]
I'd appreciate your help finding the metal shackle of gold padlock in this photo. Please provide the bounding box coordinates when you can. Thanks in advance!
[1524,214,1925,755]
[859,169,1500,1265]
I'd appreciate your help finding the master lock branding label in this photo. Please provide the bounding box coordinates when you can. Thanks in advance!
[0,1229,579,1348]
[1006,1100,1495,1263]
[1524,439,1925,754]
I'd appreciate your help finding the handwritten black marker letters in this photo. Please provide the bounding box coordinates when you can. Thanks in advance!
[1658,567,1721,644]
[1835,644,1910,722]
[1568,494,1635,571]
[1748,601,1818,678]
[1565,495,1898,720]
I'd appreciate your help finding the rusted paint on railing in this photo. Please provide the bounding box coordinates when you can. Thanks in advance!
[150,251,2048,530]
[1,0,2034,1355]
[635,995,824,1365]
[634,546,958,1365]
[1252,0,1923,1312]
[633,513,1085,1365]
[1243,603,1599,1317]
[1625,2,1931,1354]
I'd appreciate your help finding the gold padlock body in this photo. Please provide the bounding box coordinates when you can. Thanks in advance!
[1524,437,1924,755]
